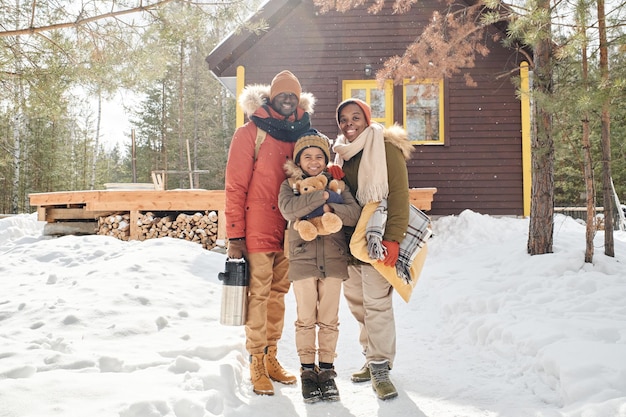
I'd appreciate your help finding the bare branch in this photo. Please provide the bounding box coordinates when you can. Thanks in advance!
[0,0,177,38]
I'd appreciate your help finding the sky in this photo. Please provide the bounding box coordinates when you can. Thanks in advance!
[1,211,625,417]
[98,91,140,151]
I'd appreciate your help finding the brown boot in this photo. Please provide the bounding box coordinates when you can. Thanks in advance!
[250,353,274,395]
[264,346,297,385]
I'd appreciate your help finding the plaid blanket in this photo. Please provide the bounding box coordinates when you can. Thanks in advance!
[366,200,387,261]
[366,199,432,283]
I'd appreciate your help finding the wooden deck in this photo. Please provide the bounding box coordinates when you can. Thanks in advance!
[29,187,437,240]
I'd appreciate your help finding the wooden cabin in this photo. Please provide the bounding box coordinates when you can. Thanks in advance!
[205,0,531,217]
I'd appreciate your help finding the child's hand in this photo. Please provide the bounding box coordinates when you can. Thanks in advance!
[327,165,345,180]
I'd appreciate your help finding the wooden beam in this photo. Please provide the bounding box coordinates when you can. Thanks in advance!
[44,222,97,236]
[37,206,46,222]
[409,187,437,211]
[31,188,435,213]
[44,208,113,222]
[29,187,437,242]
[30,190,226,212]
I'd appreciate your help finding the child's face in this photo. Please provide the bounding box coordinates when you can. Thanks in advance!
[298,147,327,177]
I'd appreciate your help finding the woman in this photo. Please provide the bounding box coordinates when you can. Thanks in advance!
[330,98,414,400]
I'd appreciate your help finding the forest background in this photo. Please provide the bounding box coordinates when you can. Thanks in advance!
[0,0,625,217]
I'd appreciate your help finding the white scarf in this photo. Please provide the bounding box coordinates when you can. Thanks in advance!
[333,123,388,205]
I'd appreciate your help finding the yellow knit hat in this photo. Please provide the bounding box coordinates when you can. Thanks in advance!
[294,129,330,165]
[270,70,302,101]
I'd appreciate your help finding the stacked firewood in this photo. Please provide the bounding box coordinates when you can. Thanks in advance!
[98,213,131,240]
[97,211,219,249]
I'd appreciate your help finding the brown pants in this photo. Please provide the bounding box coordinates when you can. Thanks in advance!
[245,251,290,355]
[344,264,396,367]
[292,277,343,365]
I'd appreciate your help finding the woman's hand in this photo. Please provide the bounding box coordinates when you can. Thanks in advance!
[381,240,399,267]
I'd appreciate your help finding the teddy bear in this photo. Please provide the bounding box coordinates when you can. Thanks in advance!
[293,174,345,241]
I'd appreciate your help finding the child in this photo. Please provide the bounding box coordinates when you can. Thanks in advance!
[278,129,361,403]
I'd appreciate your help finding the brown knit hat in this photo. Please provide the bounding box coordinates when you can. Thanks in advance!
[270,70,302,101]
[293,129,331,165]
[336,98,372,126]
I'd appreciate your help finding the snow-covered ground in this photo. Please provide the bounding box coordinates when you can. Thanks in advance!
[1,211,625,417]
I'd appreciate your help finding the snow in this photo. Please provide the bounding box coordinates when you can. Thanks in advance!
[1,211,625,417]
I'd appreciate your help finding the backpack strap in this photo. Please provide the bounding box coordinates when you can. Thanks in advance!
[254,127,267,161]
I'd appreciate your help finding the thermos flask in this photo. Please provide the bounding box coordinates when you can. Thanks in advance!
[218,258,249,326]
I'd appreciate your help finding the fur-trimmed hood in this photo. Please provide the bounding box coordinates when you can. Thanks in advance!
[283,159,305,182]
[383,124,414,160]
[238,84,316,118]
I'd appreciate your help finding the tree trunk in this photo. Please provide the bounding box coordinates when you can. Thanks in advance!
[90,89,102,190]
[527,0,554,255]
[579,9,595,263]
[11,112,21,214]
[597,0,614,256]
[161,80,168,186]
[178,40,185,189]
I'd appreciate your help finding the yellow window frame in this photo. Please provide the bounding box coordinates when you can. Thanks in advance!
[403,79,444,145]
[341,80,394,127]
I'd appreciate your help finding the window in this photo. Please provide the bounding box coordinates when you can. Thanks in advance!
[342,80,394,127]
[403,79,444,144]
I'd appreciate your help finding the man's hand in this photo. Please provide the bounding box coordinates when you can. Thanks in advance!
[381,240,399,267]
[227,238,247,260]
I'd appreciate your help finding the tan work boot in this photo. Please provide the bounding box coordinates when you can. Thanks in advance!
[250,353,274,395]
[369,360,398,400]
[351,363,371,383]
[264,346,297,385]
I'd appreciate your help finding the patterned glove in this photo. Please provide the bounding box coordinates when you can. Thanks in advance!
[327,165,345,180]
[227,238,247,260]
[381,240,399,267]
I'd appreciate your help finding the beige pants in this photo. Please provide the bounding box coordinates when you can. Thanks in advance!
[292,277,343,365]
[344,264,396,367]
[245,251,290,355]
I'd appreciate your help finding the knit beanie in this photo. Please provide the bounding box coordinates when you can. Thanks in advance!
[293,129,331,165]
[270,70,302,101]
[336,98,372,126]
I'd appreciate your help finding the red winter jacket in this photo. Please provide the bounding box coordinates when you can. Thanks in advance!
[224,84,316,253]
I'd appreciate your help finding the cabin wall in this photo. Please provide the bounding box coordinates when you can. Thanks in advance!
[215,0,524,216]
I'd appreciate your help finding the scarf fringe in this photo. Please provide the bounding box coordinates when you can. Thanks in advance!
[356,184,389,206]
[368,237,385,261]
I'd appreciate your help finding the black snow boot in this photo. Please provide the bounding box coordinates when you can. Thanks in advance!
[318,367,340,402]
[300,367,322,403]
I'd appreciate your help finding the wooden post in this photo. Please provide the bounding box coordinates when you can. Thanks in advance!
[130,210,140,240]
[131,129,137,183]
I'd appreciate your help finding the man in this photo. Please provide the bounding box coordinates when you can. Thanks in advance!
[224,70,316,395]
